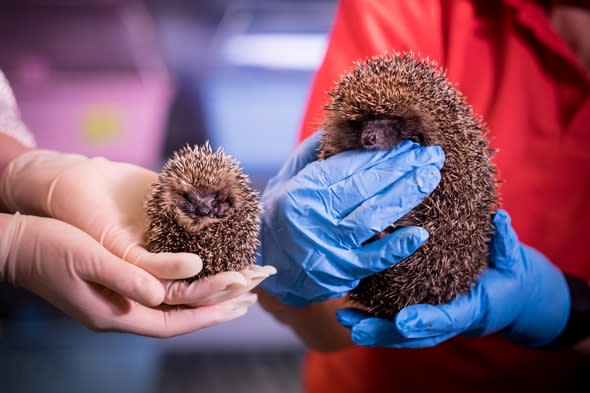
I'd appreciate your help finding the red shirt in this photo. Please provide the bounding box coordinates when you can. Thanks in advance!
[298,0,590,391]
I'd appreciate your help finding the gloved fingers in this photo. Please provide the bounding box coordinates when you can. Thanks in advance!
[328,145,444,218]
[125,244,203,280]
[105,293,258,338]
[338,307,454,340]
[296,140,419,189]
[337,165,441,245]
[342,312,459,348]
[266,131,323,188]
[350,317,407,347]
[394,292,484,338]
[373,331,459,349]
[77,247,166,307]
[336,308,373,328]
[341,226,429,277]
[239,264,278,291]
[163,271,246,306]
[164,264,277,307]
[490,209,520,271]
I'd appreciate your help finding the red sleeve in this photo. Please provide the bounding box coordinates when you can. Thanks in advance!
[298,0,445,141]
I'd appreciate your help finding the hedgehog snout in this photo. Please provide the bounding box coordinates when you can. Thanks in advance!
[180,191,230,219]
[360,118,404,150]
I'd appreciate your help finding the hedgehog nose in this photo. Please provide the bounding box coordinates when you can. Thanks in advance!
[362,132,377,148]
[196,205,211,217]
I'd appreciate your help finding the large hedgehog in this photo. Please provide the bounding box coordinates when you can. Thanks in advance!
[319,52,498,318]
[144,143,261,280]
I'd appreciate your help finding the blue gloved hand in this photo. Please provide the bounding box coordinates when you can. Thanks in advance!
[258,131,445,306]
[337,209,571,348]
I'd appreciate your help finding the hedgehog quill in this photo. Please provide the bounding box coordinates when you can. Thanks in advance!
[319,52,498,318]
[144,143,261,281]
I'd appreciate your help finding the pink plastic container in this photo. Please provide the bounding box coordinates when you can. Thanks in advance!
[4,2,174,169]
[12,71,173,168]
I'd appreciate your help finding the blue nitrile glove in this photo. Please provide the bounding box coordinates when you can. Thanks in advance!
[258,130,445,306]
[337,209,571,348]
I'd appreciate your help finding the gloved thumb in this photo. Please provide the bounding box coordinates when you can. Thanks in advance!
[490,209,520,271]
[80,249,167,307]
[124,245,203,280]
[347,226,429,277]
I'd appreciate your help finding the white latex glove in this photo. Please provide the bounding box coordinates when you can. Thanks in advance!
[0,149,276,309]
[0,149,200,279]
[0,212,267,337]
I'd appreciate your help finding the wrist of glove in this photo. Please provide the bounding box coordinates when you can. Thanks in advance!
[258,131,445,306]
[337,209,571,348]
[0,149,87,217]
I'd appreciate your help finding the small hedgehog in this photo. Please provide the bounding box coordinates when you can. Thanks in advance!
[144,143,261,280]
[319,52,498,318]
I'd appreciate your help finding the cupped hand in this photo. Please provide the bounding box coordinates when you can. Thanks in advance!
[0,150,202,279]
[0,212,265,337]
[337,210,570,348]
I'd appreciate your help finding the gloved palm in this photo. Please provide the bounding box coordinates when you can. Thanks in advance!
[259,131,444,306]
[0,212,265,337]
[337,209,570,348]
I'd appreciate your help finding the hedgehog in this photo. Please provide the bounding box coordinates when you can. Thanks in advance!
[144,143,261,281]
[319,51,498,318]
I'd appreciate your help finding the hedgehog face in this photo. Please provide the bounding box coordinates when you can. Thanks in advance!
[179,190,231,219]
[171,177,240,233]
[321,110,434,160]
[360,116,428,150]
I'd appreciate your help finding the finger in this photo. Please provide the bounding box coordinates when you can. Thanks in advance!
[351,317,407,346]
[187,264,277,305]
[337,164,441,245]
[341,226,429,277]
[349,316,459,348]
[329,145,444,217]
[111,293,258,338]
[241,263,278,279]
[297,140,422,189]
[163,271,248,306]
[125,245,203,280]
[78,248,166,307]
[394,290,484,338]
[490,209,520,270]
[238,264,278,290]
[385,332,459,349]
[266,131,323,187]
[336,308,373,328]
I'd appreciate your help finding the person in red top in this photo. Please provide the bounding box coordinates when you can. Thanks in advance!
[256,0,590,391]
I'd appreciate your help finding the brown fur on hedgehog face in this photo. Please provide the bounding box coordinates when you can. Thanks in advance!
[144,143,261,280]
[319,52,498,318]
[154,146,250,234]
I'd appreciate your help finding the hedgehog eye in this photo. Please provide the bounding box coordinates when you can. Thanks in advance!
[213,193,232,217]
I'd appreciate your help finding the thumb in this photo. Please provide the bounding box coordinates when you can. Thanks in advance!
[124,245,203,280]
[348,226,429,277]
[490,209,520,271]
[77,246,167,307]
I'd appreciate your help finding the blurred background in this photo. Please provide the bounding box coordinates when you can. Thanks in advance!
[0,0,338,392]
